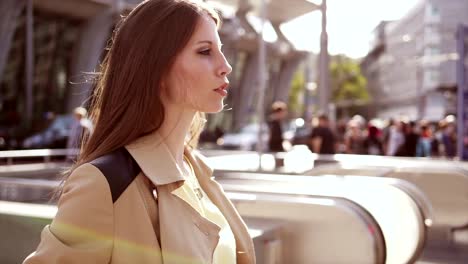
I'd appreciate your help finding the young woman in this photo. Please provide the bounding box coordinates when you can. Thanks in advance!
[24,0,255,263]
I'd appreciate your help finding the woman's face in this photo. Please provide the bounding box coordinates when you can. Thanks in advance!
[165,15,232,113]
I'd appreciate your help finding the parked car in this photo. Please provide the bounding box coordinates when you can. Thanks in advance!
[219,119,308,151]
[219,123,270,151]
[22,115,74,149]
[291,125,312,147]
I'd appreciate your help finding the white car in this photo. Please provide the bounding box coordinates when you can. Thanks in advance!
[220,123,269,151]
[22,115,73,149]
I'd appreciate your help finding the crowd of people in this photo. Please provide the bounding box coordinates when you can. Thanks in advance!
[302,114,458,159]
[69,102,459,161]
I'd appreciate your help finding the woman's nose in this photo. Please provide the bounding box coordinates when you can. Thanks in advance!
[218,55,232,77]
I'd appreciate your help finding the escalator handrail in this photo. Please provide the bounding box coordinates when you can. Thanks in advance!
[216,172,426,264]
[224,189,387,264]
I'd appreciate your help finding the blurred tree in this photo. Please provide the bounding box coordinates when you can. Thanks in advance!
[330,55,369,116]
[288,68,305,116]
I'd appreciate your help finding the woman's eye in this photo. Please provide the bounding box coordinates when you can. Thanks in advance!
[199,49,211,56]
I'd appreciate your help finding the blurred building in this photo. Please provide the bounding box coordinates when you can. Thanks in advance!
[207,0,320,131]
[361,0,468,121]
[360,21,390,119]
[0,0,319,142]
[0,0,117,134]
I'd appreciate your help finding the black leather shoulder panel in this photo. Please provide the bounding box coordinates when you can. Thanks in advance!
[90,148,140,203]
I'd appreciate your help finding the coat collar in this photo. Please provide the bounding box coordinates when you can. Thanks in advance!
[125,131,255,264]
[124,130,213,186]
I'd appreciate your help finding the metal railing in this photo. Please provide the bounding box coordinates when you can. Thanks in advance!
[0,149,77,165]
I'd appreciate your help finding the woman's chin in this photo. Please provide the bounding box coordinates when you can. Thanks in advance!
[205,107,224,114]
[202,103,225,114]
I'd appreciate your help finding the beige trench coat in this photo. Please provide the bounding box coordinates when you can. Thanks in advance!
[23,131,255,264]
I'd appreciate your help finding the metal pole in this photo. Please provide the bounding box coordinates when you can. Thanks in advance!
[25,0,34,128]
[303,61,311,122]
[416,65,423,119]
[456,24,467,160]
[256,0,267,169]
[318,0,329,114]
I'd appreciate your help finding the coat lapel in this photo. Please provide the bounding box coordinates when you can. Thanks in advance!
[185,150,256,264]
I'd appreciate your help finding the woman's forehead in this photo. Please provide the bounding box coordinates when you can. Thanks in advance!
[189,15,220,45]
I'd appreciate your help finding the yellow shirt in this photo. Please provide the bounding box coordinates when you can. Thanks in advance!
[172,158,237,264]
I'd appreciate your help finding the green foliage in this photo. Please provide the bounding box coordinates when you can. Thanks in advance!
[330,56,369,104]
[288,69,305,115]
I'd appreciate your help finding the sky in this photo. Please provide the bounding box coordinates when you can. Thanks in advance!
[279,0,422,58]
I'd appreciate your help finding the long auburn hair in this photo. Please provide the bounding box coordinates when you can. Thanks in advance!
[59,0,220,194]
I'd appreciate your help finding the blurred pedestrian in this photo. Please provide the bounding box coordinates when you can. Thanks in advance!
[335,119,347,153]
[431,120,444,157]
[363,125,383,155]
[397,121,419,157]
[382,118,394,154]
[386,120,405,156]
[345,120,365,154]
[42,111,56,130]
[416,122,433,157]
[66,107,93,152]
[442,122,456,158]
[267,101,287,152]
[24,1,254,264]
[309,114,336,154]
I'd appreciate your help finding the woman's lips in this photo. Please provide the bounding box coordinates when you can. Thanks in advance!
[214,83,229,97]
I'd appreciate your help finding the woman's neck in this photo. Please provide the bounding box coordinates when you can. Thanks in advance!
[158,107,195,166]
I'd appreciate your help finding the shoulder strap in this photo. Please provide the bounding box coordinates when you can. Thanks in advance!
[90,148,141,203]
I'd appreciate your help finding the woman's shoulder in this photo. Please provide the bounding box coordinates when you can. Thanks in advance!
[69,148,141,203]
[64,162,111,200]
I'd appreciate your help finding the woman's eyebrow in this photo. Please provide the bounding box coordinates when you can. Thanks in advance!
[196,40,223,48]
[196,40,212,45]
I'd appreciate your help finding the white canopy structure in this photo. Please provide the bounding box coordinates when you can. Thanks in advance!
[210,0,320,24]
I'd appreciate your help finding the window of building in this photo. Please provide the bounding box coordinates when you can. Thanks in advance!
[424,3,440,24]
